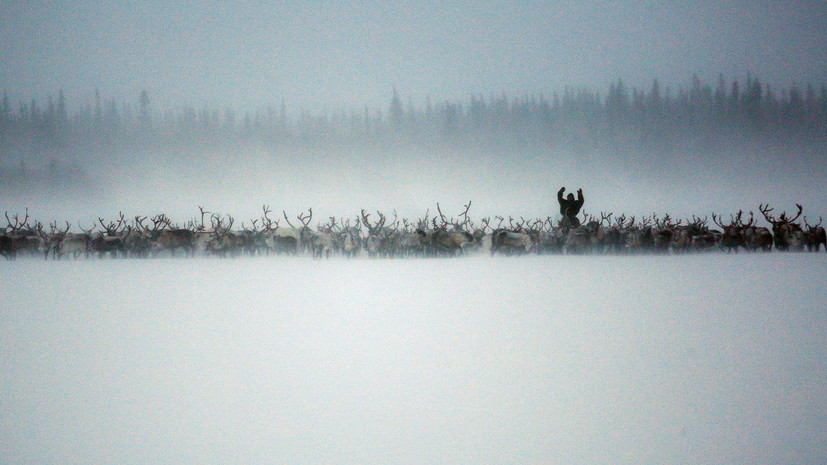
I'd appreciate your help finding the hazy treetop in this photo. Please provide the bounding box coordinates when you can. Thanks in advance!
[2,1,826,113]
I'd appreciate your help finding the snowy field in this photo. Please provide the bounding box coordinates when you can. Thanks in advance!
[2,254,826,465]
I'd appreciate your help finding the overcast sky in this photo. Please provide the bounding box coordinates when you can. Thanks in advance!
[2,1,826,114]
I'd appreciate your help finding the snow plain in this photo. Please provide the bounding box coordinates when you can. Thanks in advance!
[2,253,826,465]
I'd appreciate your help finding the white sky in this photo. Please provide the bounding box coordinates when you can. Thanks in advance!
[2,1,826,113]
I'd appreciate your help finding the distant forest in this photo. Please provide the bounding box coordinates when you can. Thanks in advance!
[2,73,826,163]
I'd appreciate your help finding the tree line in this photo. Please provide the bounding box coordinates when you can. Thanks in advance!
[1,73,826,159]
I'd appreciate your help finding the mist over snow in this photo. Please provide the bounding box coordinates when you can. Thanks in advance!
[3,140,827,227]
[2,254,826,465]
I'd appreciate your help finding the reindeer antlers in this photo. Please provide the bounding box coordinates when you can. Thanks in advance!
[360,209,386,234]
[98,212,127,234]
[4,209,30,232]
[760,203,803,225]
[433,201,472,231]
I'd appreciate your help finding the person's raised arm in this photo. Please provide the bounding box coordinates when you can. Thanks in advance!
[574,188,584,209]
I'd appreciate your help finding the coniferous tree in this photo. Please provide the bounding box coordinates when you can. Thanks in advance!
[606,78,628,123]
[714,74,727,116]
[105,98,120,131]
[46,96,55,124]
[56,90,67,126]
[742,77,762,128]
[819,85,827,128]
[805,84,816,116]
[785,85,803,121]
[0,73,825,159]
[648,79,662,112]
[729,80,740,116]
[29,99,40,125]
[138,90,151,129]
[94,87,102,126]
[1,92,10,127]
[389,87,403,128]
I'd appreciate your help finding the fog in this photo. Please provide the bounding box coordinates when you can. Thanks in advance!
[3,3,826,464]
[3,2,827,112]
[2,139,826,227]
[2,255,825,465]
[4,1,827,224]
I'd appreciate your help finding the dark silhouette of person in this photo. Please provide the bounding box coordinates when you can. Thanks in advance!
[558,187,584,227]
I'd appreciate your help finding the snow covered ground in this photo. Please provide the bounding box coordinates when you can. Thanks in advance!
[2,254,826,465]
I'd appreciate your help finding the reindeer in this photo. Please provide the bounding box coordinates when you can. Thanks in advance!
[251,205,297,255]
[760,204,805,251]
[584,212,614,254]
[88,213,128,258]
[187,206,217,255]
[285,208,334,259]
[58,226,92,259]
[492,228,533,255]
[334,216,362,258]
[308,213,337,259]
[522,218,554,255]
[263,209,305,256]
[141,214,196,258]
[1,210,40,259]
[391,217,425,258]
[563,220,591,255]
[668,215,711,253]
[650,213,678,253]
[428,202,476,256]
[121,216,152,258]
[488,212,531,256]
[712,211,748,253]
[361,209,395,257]
[682,216,717,252]
[624,216,654,254]
[237,219,264,256]
[205,213,238,257]
[404,210,436,256]
[34,221,72,260]
[732,211,773,252]
[560,209,605,254]
[803,217,827,252]
[602,213,627,254]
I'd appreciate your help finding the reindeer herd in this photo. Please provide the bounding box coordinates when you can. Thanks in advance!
[1,202,826,261]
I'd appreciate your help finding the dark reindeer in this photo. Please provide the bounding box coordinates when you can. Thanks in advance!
[760,204,805,251]
[145,214,196,258]
[89,213,128,258]
[713,211,748,253]
[803,217,827,252]
[1,210,40,259]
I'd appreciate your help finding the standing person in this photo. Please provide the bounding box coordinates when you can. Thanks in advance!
[558,187,584,227]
